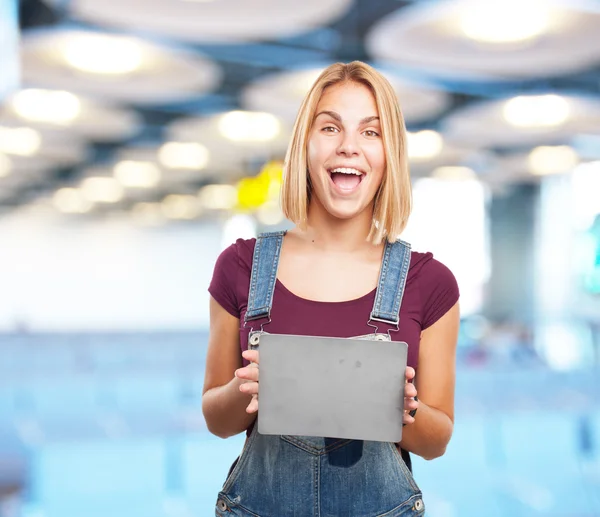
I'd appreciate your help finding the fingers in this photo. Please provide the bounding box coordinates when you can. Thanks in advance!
[239,380,259,413]
[242,349,259,364]
[404,393,419,411]
[403,370,418,425]
[404,381,417,399]
[235,362,259,382]
[246,394,259,414]
[237,372,259,413]
[403,395,419,424]
[239,380,258,396]
[236,351,260,414]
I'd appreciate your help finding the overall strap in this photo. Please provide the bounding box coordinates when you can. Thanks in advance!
[369,239,412,328]
[245,231,286,323]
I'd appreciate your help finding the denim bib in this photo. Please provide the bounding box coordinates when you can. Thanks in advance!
[215,231,425,517]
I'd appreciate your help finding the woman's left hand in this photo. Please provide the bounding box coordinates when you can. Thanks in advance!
[403,366,419,426]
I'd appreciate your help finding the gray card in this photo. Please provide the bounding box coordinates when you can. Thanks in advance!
[257,333,408,442]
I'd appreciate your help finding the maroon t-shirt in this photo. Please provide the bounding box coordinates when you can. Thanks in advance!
[208,238,460,371]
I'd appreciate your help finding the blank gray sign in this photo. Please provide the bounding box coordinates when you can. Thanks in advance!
[257,333,408,443]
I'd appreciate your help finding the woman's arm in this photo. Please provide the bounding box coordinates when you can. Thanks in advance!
[201,296,257,438]
[399,301,460,460]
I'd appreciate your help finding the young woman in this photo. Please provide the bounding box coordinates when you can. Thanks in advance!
[202,61,460,517]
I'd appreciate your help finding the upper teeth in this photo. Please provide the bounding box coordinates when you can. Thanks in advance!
[331,168,362,175]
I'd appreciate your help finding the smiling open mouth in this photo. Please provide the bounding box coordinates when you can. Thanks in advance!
[328,167,364,191]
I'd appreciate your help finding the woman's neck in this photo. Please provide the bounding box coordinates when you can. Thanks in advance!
[298,199,376,252]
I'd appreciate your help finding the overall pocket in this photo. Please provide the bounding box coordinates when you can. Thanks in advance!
[389,442,421,494]
[221,426,259,493]
[375,493,425,517]
[215,493,261,517]
[280,435,354,455]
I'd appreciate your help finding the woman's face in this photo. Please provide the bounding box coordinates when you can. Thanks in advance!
[307,81,385,221]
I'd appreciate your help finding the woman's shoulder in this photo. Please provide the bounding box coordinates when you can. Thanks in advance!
[209,237,258,316]
[224,231,290,268]
[408,250,459,327]
[219,237,257,268]
[409,250,436,276]
[409,250,458,290]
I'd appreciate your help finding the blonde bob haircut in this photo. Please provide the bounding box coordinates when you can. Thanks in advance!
[281,61,412,244]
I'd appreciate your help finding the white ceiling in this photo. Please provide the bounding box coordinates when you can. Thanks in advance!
[241,66,452,125]
[366,0,600,80]
[52,0,353,43]
[443,94,600,148]
[1,90,142,142]
[3,0,600,220]
[21,28,222,104]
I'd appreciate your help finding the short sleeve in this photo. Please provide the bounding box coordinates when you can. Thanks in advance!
[419,258,459,330]
[208,243,240,318]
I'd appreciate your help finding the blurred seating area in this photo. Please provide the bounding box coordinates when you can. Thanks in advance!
[2,0,600,515]
[0,331,599,517]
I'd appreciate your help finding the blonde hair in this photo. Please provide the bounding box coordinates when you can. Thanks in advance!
[281,61,412,244]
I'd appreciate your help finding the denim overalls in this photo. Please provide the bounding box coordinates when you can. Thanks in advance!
[216,231,425,517]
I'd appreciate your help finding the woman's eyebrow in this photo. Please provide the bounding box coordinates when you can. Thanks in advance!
[315,111,380,125]
[360,116,380,125]
[315,110,342,122]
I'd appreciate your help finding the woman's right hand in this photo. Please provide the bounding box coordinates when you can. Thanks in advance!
[235,349,260,413]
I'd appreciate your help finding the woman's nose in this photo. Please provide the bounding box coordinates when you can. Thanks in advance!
[336,132,359,157]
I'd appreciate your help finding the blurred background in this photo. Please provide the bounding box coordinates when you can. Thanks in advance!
[1,0,600,515]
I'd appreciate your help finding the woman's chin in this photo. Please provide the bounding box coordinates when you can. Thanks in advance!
[323,201,370,221]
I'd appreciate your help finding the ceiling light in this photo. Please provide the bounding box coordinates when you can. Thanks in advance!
[528,145,579,176]
[503,95,570,128]
[0,154,11,177]
[131,202,164,226]
[80,177,124,203]
[407,130,443,161]
[53,188,93,213]
[63,34,143,75]
[0,127,41,156]
[291,70,322,97]
[432,166,476,181]
[13,89,81,124]
[161,195,201,220]
[218,111,280,142]
[114,161,161,188]
[198,184,238,210]
[158,142,209,170]
[18,200,56,218]
[460,0,550,44]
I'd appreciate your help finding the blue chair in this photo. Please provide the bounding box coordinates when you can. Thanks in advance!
[584,411,600,509]
[28,437,168,517]
[590,410,600,462]
[413,416,505,517]
[113,374,183,415]
[417,474,506,517]
[25,377,100,419]
[180,433,246,515]
[495,411,596,516]
[498,411,582,473]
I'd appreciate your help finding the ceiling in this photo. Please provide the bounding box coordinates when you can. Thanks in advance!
[2,0,600,224]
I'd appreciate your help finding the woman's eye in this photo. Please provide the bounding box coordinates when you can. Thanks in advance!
[322,126,338,133]
[364,130,380,137]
